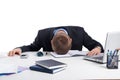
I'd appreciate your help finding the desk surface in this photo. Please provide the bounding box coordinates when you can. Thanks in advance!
[0,51,120,80]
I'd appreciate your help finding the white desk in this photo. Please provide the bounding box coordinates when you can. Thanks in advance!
[0,51,120,80]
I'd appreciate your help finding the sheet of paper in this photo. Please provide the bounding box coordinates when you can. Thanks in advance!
[50,50,88,58]
[17,66,29,73]
[69,50,88,56]
[50,52,71,58]
[0,63,17,74]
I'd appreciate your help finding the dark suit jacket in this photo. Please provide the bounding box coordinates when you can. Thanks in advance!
[20,26,104,52]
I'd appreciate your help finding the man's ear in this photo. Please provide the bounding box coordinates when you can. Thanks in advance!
[69,38,72,43]
[51,39,54,48]
[51,39,55,51]
[51,39,53,44]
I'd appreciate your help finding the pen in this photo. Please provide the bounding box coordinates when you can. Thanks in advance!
[109,51,112,56]
[112,50,117,58]
[107,50,109,55]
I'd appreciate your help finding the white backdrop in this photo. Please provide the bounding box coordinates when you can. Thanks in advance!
[0,0,120,52]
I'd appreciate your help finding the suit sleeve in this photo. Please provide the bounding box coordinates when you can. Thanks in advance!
[19,30,43,52]
[82,28,104,52]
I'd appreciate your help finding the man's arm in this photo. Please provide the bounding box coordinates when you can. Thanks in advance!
[82,28,104,56]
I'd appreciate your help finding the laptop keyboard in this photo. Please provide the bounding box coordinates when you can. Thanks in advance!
[85,53,104,60]
[92,56,103,60]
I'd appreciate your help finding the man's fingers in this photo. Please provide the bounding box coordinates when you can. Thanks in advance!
[8,49,21,56]
[8,51,10,56]
[12,50,16,56]
[8,51,14,56]
[87,47,101,56]
[87,51,99,56]
[8,51,12,56]
[10,51,15,56]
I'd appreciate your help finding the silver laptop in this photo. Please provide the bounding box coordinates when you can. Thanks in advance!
[84,32,120,63]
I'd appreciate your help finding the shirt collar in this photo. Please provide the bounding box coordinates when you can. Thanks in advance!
[53,28,68,36]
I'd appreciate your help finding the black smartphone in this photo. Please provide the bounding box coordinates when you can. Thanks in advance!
[20,54,28,59]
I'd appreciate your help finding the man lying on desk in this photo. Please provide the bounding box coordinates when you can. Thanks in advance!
[8,26,104,56]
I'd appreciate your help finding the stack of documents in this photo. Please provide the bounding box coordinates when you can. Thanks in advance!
[50,50,88,58]
[30,59,67,74]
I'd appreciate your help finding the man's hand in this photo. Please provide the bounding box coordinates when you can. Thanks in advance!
[116,48,120,50]
[8,48,22,56]
[87,46,101,56]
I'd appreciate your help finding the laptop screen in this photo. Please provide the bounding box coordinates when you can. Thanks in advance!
[103,32,120,62]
